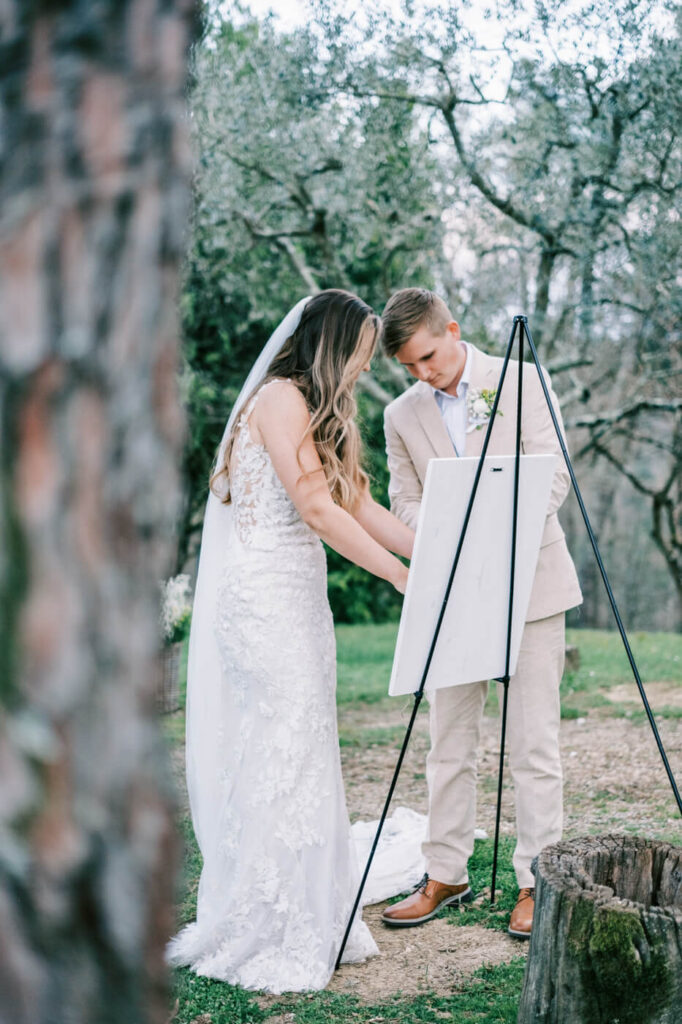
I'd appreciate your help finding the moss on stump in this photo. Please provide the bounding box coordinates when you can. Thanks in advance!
[517,834,682,1024]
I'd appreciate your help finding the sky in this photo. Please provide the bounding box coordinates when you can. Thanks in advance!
[219,0,674,76]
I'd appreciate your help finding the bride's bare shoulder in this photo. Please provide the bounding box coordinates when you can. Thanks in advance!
[250,378,311,439]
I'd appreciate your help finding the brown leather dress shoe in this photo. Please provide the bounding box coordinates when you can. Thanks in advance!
[381,873,472,927]
[508,886,535,938]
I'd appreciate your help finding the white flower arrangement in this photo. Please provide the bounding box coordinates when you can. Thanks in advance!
[160,573,193,645]
[466,386,502,432]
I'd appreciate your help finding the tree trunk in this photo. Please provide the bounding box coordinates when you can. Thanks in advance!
[0,3,198,1023]
[518,835,682,1024]
[532,248,556,349]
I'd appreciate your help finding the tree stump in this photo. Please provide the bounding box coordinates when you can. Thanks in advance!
[518,835,682,1024]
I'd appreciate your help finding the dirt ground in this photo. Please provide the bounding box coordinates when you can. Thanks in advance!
[169,701,682,1004]
[326,702,682,1001]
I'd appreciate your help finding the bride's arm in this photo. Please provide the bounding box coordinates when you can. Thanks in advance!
[251,381,409,593]
[352,484,414,560]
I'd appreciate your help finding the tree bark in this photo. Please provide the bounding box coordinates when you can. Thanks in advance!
[0,3,199,1022]
[518,835,682,1024]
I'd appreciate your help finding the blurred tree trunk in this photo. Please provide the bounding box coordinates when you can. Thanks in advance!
[0,2,198,1023]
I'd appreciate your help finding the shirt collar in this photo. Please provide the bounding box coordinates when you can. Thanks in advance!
[431,341,472,400]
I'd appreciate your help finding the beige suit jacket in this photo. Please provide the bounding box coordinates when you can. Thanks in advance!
[384,344,583,622]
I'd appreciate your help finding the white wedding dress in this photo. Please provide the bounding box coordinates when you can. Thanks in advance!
[166,380,384,992]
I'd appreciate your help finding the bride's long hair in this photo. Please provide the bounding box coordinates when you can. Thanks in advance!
[211,290,381,512]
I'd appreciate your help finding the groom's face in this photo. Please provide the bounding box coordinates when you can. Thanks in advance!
[395,321,464,393]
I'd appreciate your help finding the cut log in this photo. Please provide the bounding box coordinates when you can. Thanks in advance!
[517,834,682,1024]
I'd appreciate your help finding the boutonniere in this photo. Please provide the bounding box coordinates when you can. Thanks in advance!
[466,387,503,432]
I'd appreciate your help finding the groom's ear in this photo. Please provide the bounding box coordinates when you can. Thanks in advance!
[446,321,461,341]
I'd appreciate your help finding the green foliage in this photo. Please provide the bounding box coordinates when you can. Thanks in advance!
[165,611,192,646]
[179,0,682,629]
[176,9,450,577]
[314,0,682,625]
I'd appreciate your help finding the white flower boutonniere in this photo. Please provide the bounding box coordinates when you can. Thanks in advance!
[466,387,503,432]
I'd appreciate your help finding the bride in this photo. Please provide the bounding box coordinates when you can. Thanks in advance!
[165,290,415,993]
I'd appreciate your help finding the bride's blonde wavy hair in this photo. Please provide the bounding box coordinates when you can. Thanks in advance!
[211,290,381,512]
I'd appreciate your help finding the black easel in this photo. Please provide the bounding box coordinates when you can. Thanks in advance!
[334,314,682,969]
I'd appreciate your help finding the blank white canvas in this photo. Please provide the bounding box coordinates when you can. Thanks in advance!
[389,454,557,697]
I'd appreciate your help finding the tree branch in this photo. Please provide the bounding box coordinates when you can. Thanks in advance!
[546,356,594,374]
[568,398,682,431]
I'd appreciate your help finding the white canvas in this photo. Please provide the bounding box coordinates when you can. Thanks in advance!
[389,454,557,697]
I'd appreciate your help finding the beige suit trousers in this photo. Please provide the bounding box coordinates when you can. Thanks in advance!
[422,611,565,889]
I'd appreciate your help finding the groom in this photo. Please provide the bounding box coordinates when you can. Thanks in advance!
[380,288,582,938]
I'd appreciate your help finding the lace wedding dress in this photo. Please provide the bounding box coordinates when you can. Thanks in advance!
[165,380,380,992]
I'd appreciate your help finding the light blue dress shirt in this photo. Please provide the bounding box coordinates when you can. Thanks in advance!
[430,341,472,457]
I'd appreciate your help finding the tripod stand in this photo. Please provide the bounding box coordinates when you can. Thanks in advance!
[334,313,682,969]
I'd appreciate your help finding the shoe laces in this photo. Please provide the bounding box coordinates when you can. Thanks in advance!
[518,887,535,902]
[415,873,430,894]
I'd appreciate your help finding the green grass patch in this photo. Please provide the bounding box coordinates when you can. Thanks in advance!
[560,628,682,719]
[266,957,527,1023]
[339,724,409,747]
[170,957,527,1024]
[565,628,681,684]
[336,622,399,705]
[171,971,266,1023]
[627,704,682,723]
[336,624,682,723]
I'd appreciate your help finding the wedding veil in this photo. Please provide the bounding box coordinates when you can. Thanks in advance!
[183,296,312,859]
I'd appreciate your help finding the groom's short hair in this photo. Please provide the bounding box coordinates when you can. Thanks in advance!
[381,288,453,358]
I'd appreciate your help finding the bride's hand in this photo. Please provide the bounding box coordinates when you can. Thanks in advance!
[392,562,409,595]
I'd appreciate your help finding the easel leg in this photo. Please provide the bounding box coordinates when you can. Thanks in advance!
[521,320,682,817]
[490,315,525,903]
[490,677,510,905]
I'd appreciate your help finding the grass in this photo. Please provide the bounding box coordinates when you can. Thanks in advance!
[339,724,410,747]
[171,621,682,722]
[559,628,682,721]
[335,623,682,724]
[170,956,528,1024]
[265,958,528,1022]
[336,623,402,705]
[164,624,682,1023]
